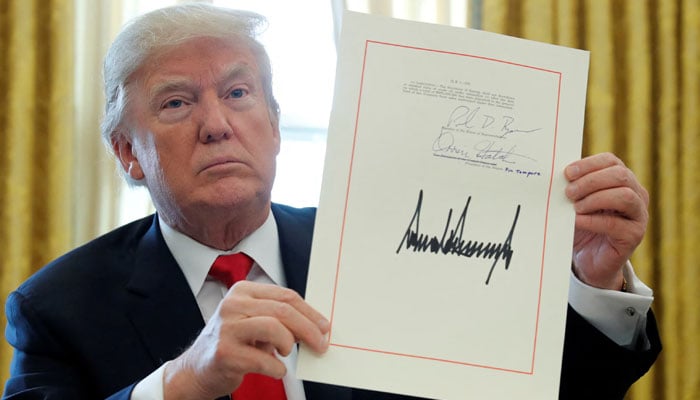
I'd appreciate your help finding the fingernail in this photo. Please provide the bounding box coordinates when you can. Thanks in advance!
[318,333,329,352]
[566,165,579,179]
[318,318,330,332]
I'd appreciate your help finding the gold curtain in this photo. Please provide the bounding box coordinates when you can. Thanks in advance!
[0,0,75,386]
[479,0,700,398]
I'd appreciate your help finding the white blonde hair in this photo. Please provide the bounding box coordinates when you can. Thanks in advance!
[101,3,280,183]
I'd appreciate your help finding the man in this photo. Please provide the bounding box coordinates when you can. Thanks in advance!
[3,3,660,400]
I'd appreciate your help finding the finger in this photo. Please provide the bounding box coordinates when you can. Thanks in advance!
[221,326,289,379]
[253,340,277,353]
[565,152,624,181]
[229,315,299,357]
[229,282,330,332]
[225,283,330,353]
[566,163,647,204]
[231,297,329,354]
[573,191,648,251]
[572,186,648,223]
[574,213,645,249]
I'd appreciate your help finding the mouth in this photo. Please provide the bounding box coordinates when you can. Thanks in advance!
[199,158,241,174]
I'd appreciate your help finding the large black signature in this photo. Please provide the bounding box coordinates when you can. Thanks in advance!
[396,189,521,285]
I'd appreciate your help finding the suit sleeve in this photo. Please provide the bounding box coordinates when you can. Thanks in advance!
[2,291,134,400]
[558,305,662,399]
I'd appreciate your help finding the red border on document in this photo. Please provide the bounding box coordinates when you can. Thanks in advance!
[327,40,563,376]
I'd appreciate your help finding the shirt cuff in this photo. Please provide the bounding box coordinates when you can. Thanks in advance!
[568,262,654,348]
[130,363,166,400]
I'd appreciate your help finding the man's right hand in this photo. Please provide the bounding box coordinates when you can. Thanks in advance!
[162,281,330,400]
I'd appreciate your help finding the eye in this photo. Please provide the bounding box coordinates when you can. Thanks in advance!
[229,88,248,99]
[163,99,184,109]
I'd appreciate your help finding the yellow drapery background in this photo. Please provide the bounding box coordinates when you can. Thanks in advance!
[0,0,75,385]
[476,0,700,398]
[1,1,699,398]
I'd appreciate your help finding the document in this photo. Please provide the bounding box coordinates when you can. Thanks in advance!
[297,11,589,399]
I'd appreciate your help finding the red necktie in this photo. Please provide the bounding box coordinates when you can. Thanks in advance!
[209,253,288,400]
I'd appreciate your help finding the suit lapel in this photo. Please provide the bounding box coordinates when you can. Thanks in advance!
[124,216,205,366]
[122,209,353,399]
[272,204,315,297]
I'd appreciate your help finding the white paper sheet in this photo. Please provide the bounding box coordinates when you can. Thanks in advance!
[297,11,589,399]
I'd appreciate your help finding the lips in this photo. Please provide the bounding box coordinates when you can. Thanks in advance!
[199,157,241,173]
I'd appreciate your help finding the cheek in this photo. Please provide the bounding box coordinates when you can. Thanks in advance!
[133,136,180,188]
[249,138,279,185]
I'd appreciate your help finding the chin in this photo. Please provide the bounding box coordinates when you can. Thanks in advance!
[208,185,269,209]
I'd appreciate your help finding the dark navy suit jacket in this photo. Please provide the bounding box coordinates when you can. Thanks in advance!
[3,204,661,399]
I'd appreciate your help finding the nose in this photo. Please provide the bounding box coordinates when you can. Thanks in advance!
[197,96,233,143]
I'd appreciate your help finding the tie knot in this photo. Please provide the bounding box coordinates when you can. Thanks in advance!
[210,252,254,288]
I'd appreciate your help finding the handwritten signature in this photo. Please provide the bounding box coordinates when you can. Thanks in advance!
[432,131,537,165]
[396,189,521,285]
[445,105,541,138]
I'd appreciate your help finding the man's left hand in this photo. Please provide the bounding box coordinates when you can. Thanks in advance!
[565,152,649,290]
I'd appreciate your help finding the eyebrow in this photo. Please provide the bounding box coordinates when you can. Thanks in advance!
[216,64,258,94]
[220,64,256,82]
[147,78,197,110]
[147,64,259,108]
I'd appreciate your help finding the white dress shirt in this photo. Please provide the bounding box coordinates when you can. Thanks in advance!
[132,211,653,399]
[569,262,653,349]
[132,212,306,400]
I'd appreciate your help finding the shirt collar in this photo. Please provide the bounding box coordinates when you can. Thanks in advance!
[159,211,285,296]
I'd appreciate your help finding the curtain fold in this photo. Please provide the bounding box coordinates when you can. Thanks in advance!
[481,0,700,398]
[678,0,700,397]
[0,0,75,385]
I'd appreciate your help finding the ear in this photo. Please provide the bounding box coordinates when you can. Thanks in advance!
[112,131,145,181]
[271,118,281,156]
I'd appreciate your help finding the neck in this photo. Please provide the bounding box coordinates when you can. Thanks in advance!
[162,202,271,250]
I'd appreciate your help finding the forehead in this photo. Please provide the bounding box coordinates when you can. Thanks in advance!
[132,36,263,91]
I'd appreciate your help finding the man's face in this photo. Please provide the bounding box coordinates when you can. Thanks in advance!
[114,37,280,232]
